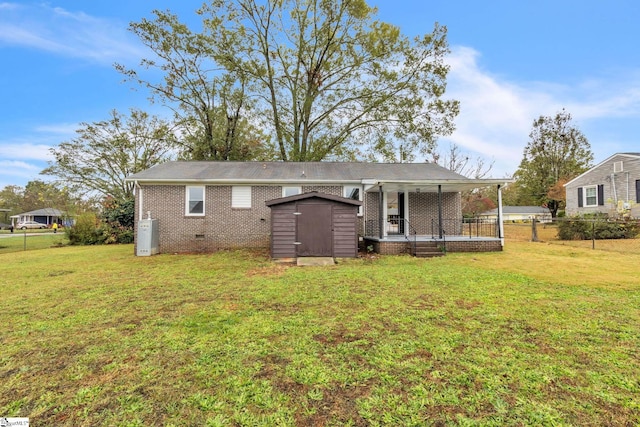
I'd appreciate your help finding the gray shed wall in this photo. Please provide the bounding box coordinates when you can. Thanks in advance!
[269,196,359,258]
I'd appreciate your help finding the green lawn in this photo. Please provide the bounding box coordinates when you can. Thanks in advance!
[0,233,67,254]
[1,243,638,426]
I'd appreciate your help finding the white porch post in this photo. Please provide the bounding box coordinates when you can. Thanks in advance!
[497,184,505,246]
[382,190,388,238]
[437,185,443,239]
[378,185,384,239]
[404,191,409,237]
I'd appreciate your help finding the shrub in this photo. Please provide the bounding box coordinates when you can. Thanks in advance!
[558,214,640,240]
[99,197,135,244]
[67,213,104,245]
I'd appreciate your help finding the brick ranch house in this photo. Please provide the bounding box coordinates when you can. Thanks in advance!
[126,161,511,257]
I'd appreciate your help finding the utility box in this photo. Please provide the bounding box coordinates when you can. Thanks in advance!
[137,218,159,256]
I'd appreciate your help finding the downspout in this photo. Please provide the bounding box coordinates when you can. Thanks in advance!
[497,184,505,247]
[135,181,143,221]
[437,185,443,239]
[378,185,384,239]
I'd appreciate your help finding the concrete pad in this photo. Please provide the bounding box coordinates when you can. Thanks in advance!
[296,257,335,266]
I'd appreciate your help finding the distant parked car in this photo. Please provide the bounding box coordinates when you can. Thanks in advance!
[17,221,47,230]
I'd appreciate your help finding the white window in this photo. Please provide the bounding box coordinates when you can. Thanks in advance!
[232,186,252,208]
[186,186,205,216]
[584,186,597,207]
[282,186,302,197]
[344,185,363,215]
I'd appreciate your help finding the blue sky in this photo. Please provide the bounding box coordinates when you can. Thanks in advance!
[1,0,639,190]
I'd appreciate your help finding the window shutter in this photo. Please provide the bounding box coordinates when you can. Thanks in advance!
[636,180,640,203]
[232,186,252,208]
[597,184,604,206]
[577,188,583,207]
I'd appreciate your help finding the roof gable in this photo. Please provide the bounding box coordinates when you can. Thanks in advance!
[265,191,362,207]
[565,152,640,187]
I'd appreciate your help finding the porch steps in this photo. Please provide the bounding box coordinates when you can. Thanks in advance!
[409,241,445,258]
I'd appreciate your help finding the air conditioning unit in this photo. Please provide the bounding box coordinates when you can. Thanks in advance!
[137,218,159,256]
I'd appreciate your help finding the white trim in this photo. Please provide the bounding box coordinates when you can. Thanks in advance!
[185,185,205,216]
[584,185,598,207]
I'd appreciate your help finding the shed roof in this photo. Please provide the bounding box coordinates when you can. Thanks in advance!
[265,191,362,207]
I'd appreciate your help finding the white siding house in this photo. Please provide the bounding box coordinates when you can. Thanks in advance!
[564,153,640,218]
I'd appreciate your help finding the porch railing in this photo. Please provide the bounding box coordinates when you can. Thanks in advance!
[400,218,417,255]
[366,218,498,239]
[433,218,498,239]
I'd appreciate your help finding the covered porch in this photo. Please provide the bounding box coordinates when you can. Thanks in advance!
[361,178,511,255]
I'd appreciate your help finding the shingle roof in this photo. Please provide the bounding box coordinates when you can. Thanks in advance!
[18,208,65,216]
[481,206,551,215]
[127,161,469,182]
[265,191,362,207]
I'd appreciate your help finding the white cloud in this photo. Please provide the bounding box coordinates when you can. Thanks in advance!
[0,159,44,189]
[1,142,54,162]
[0,3,145,64]
[441,46,640,178]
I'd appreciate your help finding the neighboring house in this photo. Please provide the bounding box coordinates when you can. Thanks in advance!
[479,206,552,223]
[126,161,511,257]
[565,153,640,218]
[10,208,65,227]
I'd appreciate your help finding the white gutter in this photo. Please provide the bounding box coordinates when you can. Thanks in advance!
[135,180,143,221]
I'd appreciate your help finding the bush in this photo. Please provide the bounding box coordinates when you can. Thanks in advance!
[66,197,135,246]
[558,214,640,240]
[99,196,135,244]
[67,213,104,245]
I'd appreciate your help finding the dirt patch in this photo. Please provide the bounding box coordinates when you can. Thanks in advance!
[296,383,373,427]
[246,263,292,278]
[313,327,368,346]
[455,299,482,310]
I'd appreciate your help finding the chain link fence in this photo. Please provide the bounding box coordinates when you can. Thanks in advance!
[0,229,66,254]
[503,218,640,254]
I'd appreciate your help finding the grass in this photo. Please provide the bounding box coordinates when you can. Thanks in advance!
[0,233,67,254]
[1,243,639,426]
[503,222,640,254]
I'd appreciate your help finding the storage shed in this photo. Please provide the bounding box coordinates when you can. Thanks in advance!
[266,192,362,259]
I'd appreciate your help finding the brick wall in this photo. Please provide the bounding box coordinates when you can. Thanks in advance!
[363,238,502,254]
[136,184,347,254]
[408,192,461,235]
[302,185,341,196]
[443,240,502,252]
[364,192,380,236]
